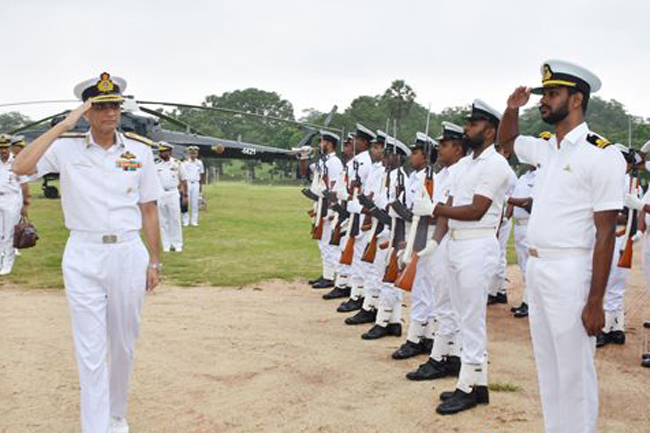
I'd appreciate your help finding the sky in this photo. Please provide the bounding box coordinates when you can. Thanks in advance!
[1,0,649,125]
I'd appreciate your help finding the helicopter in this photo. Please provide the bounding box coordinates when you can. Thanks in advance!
[4,98,340,198]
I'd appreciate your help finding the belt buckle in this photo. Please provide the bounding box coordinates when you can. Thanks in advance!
[102,235,118,244]
[529,248,539,258]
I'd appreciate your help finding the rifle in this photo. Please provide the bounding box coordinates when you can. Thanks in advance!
[618,170,638,269]
[340,160,361,265]
[396,146,435,292]
[311,160,329,240]
[362,169,389,263]
[383,167,407,282]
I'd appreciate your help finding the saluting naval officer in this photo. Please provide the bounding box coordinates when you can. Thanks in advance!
[498,60,625,433]
[180,146,205,227]
[156,142,185,252]
[0,134,26,275]
[14,72,163,433]
[413,99,510,414]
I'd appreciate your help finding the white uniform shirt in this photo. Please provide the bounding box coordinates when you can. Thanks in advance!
[156,158,182,191]
[180,159,204,183]
[352,150,372,189]
[319,152,343,191]
[388,167,407,204]
[448,145,511,231]
[0,155,24,198]
[36,132,162,232]
[366,162,386,206]
[514,122,625,250]
[512,170,537,221]
[406,168,426,208]
[433,163,461,205]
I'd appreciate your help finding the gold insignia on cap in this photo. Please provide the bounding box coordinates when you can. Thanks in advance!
[96,72,115,94]
[539,131,552,140]
[542,64,552,82]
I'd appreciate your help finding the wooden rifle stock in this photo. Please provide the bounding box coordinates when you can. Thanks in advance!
[618,172,638,269]
[383,249,399,282]
[312,217,324,240]
[362,233,378,263]
[395,254,418,292]
[340,233,355,265]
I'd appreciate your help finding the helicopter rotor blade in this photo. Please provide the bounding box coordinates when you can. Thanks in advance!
[8,110,71,135]
[138,106,206,136]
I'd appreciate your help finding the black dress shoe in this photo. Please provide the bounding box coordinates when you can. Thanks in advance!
[608,330,626,345]
[362,323,402,340]
[406,356,461,381]
[596,332,608,348]
[337,297,364,313]
[513,303,529,318]
[345,308,377,325]
[392,340,427,360]
[312,279,335,289]
[421,338,433,353]
[510,303,523,313]
[322,286,350,300]
[436,386,489,415]
[644,322,650,329]
[487,292,508,305]
[642,354,650,368]
[308,276,323,285]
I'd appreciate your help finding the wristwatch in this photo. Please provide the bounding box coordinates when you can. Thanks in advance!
[148,262,163,272]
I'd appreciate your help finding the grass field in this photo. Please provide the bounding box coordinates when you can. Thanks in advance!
[3,181,517,289]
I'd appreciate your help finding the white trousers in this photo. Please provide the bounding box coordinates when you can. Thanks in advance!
[0,196,20,273]
[447,236,498,379]
[603,235,627,315]
[362,234,388,311]
[317,219,337,280]
[349,232,369,299]
[410,255,435,324]
[527,252,598,433]
[378,239,403,325]
[182,181,200,226]
[643,234,650,300]
[489,219,511,296]
[63,234,149,433]
[513,222,530,303]
[430,237,460,341]
[158,191,183,251]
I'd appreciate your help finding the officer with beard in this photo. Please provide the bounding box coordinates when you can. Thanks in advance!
[498,60,625,433]
[413,100,511,414]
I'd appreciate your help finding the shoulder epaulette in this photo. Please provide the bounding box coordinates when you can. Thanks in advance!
[586,133,611,149]
[61,131,87,138]
[123,131,154,147]
[538,131,553,141]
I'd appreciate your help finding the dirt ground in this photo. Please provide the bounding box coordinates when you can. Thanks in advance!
[1,263,650,433]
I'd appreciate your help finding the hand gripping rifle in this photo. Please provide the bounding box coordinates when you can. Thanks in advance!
[340,160,361,265]
[383,168,407,282]
[361,169,389,264]
[618,168,638,269]
[329,164,350,246]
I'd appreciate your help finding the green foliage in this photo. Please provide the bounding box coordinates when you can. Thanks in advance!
[0,111,31,134]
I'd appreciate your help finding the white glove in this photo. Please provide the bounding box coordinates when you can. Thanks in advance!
[347,199,362,214]
[336,189,349,202]
[388,207,399,219]
[327,209,336,219]
[292,145,313,159]
[641,139,650,154]
[418,240,439,258]
[632,232,643,243]
[413,195,436,217]
[397,249,408,268]
[625,193,645,211]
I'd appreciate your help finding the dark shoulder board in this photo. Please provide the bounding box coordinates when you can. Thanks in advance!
[586,133,611,149]
[124,131,155,147]
[60,131,86,138]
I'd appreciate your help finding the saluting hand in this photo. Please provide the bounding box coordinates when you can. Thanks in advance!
[60,100,93,131]
[507,86,532,110]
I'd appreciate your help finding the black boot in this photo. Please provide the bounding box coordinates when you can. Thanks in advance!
[312,278,335,289]
[322,286,350,300]
[487,292,508,305]
[406,356,461,381]
[644,322,650,329]
[337,297,363,313]
[392,340,427,360]
[308,276,323,285]
[421,338,433,354]
[345,308,377,325]
[362,323,402,340]
[642,353,650,368]
[436,386,489,415]
[596,332,608,348]
[513,302,528,318]
[608,330,626,345]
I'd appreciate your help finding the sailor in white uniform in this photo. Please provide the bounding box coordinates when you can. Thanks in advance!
[155,142,184,252]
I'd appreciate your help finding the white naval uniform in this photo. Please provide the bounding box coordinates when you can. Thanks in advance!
[36,131,162,433]
[0,156,25,274]
[156,158,183,251]
[514,123,625,433]
[429,163,462,361]
[360,161,388,313]
[316,152,343,281]
[376,168,406,326]
[332,161,351,289]
[404,168,436,343]
[447,144,510,392]
[511,169,536,304]
[603,173,641,332]
[180,158,204,226]
[346,150,372,301]
[489,166,517,296]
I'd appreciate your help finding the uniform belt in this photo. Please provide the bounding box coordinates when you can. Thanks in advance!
[70,230,140,244]
[515,219,529,226]
[449,228,495,240]
[528,247,591,259]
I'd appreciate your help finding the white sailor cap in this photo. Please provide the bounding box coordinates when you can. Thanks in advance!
[73,72,127,103]
[385,136,411,156]
[467,99,502,127]
[320,130,340,144]
[0,134,11,147]
[355,123,376,142]
[436,121,464,141]
[345,132,355,142]
[188,145,199,153]
[11,135,26,147]
[375,130,389,143]
[531,59,601,95]
[414,132,436,146]
[158,141,173,152]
